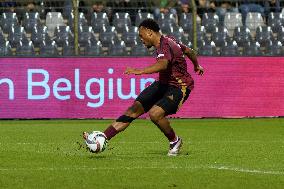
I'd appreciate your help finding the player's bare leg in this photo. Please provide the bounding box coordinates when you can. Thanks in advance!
[103,101,145,139]
[112,101,145,131]
[149,105,182,156]
[83,101,145,141]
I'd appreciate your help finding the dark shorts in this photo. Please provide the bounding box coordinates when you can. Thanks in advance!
[136,81,191,116]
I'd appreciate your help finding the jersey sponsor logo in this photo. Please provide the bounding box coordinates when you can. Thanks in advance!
[157,54,165,58]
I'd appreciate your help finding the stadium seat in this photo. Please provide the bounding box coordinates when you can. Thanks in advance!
[22,12,41,33]
[83,40,103,56]
[0,12,19,33]
[54,26,74,47]
[243,41,263,56]
[3,23,20,37]
[78,26,96,47]
[233,26,253,47]
[1,12,18,20]
[0,30,5,42]
[122,26,139,47]
[211,26,230,47]
[67,12,88,30]
[116,24,129,34]
[265,40,283,56]
[170,30,188,45]
[40,40,59,57]
[157,12,178,26]
[39,35,54,47]
[196,36,210,50]
[276,26,284,43]
[16,40,35,56]
[199,41,218,56]
[0,41,12,56]
[201,13,219,33]
[8,26,27,48]
[255,26,274,47]
[160,22,180,35]
[62,0,73,19]
[135,12,154,26]
[188,25,207,44]
[99,26,119,47]
[91,12,110,33]
[267,12,284,34]
[112,12,132,33]
[179,13,193,34]
[245,12,265,34]
[31,25,49,48]
[27,23,43,36]
[130,42,151,56]
[93,23,112,36]
[62,40,75,56]
[45,12,65,36]
[220,41,240,56]
[224,12,242,36]
[108,41,127,56]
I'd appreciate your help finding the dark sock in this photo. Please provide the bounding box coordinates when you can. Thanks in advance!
[164,129,176,142]
[103,125,118,140]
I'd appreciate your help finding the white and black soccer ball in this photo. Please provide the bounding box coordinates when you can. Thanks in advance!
[85,131,108,153]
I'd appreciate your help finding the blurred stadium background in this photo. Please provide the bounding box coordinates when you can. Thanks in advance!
[1,0,284,57]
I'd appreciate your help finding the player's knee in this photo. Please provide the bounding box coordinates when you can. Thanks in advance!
[125,110,139,118]
[125,102,144,118]
[149,109,163,122]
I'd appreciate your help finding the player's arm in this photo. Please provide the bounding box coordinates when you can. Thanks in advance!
[125,59,168,75]
[179,43,204,75]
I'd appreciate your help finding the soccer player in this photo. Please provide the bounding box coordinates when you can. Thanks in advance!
[83,18,204,156]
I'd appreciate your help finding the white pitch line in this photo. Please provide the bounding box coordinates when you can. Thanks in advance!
[0,142,161,145]
[0,165,283,175]
[208,165,284,175]
[0,140,283,145]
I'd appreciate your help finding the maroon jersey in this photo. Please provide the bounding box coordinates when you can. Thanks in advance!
[155,35,194,90]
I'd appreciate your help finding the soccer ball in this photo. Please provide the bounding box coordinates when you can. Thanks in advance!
[85,131,108,153]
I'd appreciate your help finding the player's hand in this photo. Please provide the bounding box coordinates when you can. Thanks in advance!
[194,65,204,76]
[124,67,143,75]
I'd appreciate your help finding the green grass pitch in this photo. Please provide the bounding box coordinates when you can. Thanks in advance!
[0,118,283,189]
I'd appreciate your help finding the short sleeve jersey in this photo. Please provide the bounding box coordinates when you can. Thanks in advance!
[155,35,194,90]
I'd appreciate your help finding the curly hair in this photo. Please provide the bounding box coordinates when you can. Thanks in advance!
[138,18,160,32]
